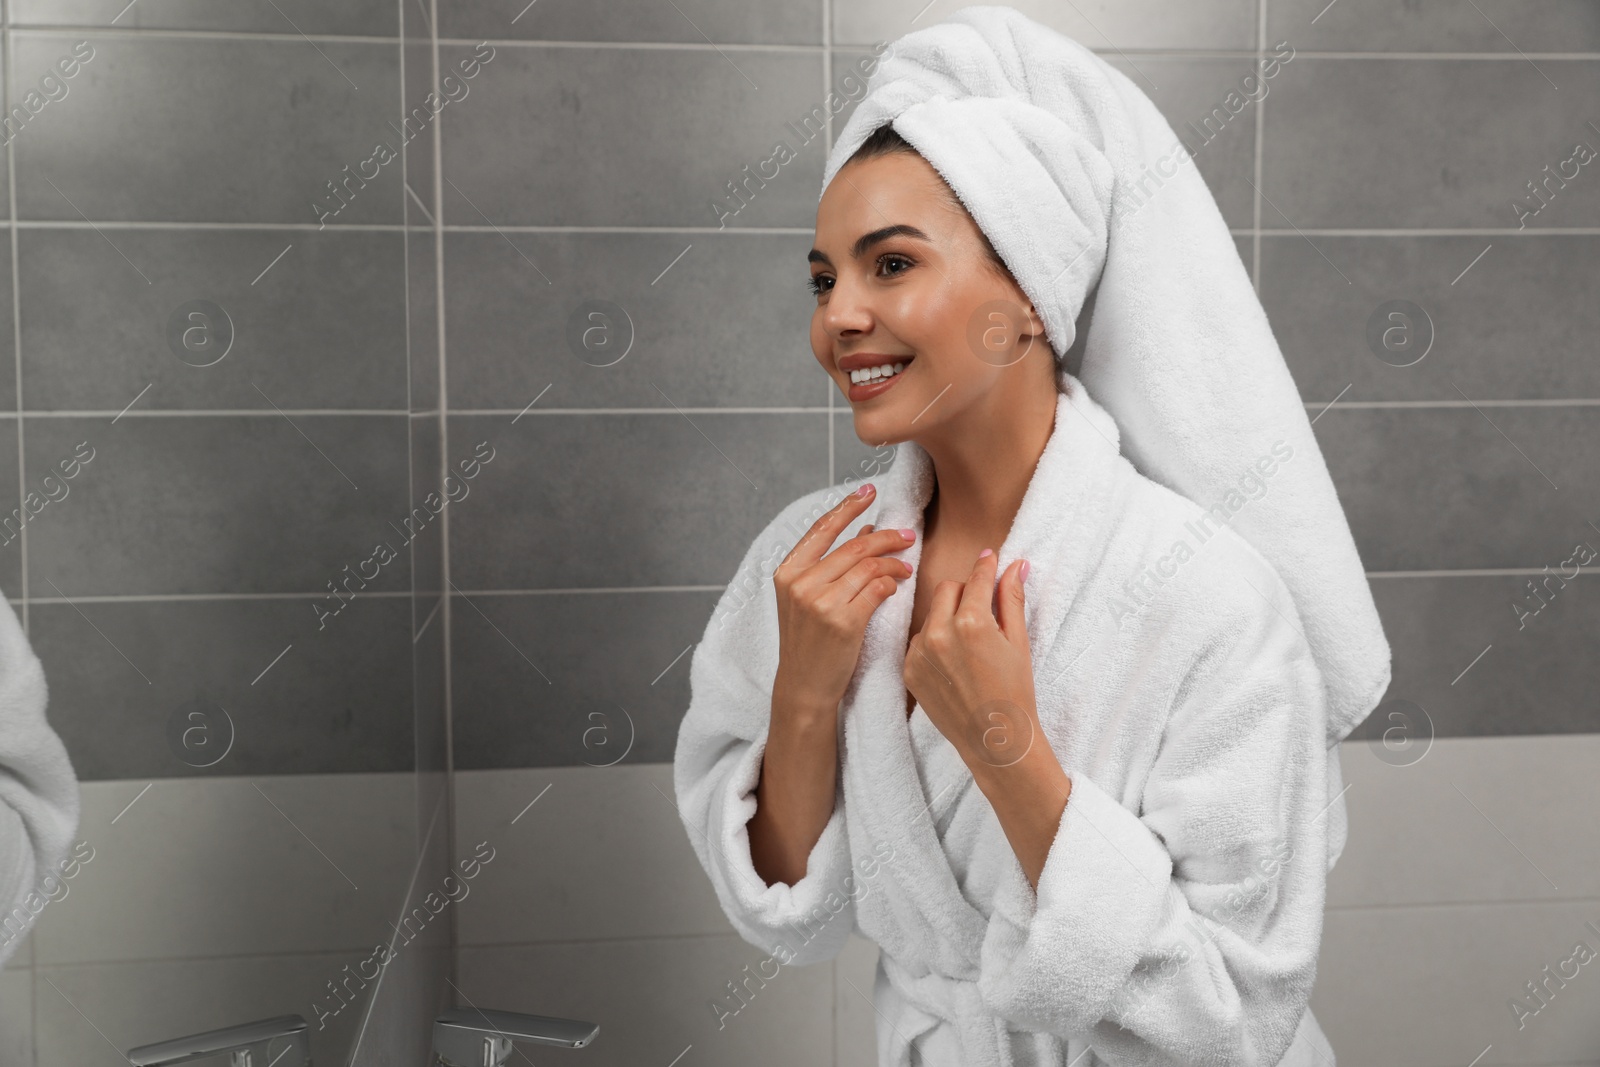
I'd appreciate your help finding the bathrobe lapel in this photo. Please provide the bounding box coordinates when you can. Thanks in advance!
[841,371,1127,984]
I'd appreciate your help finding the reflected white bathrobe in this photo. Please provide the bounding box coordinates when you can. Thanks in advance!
[0,589,80,969]
[674,374,1346,1067]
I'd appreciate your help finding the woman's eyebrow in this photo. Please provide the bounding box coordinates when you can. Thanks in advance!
[808,223,933,266]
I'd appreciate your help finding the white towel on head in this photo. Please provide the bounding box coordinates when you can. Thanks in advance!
[821,4,1390,748]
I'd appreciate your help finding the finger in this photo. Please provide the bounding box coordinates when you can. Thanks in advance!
[842,571,903,630]
[783,484,876,570]
[996,558,1029,644]
[924,575,964,631]
[810,526,916,587]
[957,548,1001,622]
[833,554,913,611]
[812,550,915,617]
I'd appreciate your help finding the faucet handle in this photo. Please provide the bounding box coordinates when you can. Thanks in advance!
[432,1007,598,1065]
[126,1014,310,1067]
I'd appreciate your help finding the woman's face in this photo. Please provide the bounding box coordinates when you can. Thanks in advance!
[808,150,1050,446]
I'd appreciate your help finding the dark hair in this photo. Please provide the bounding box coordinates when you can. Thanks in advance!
[845,124,1011,281]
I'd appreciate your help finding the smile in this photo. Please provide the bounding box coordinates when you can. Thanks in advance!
[846,358,912,402]
[850,360,910,385]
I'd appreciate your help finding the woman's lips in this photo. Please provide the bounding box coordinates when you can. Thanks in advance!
[846,362,911,403]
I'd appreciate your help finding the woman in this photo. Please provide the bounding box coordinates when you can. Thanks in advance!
[675,9,1389,1066]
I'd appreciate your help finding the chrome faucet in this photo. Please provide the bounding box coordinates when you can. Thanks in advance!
[126,1014,310,1067]
[432,1007,598,1066]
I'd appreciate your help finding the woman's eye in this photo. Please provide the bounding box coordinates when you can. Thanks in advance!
[806,256,908,297]
[879,254,912,277]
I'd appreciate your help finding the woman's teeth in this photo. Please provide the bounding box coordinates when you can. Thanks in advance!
[850,361,909,384]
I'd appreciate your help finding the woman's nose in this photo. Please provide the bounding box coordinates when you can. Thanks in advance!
[821,278,875,336]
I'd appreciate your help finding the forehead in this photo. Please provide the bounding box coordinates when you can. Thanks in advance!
[812,153,959,259]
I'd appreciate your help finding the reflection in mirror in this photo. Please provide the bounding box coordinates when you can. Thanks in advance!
[0,1,457,1062]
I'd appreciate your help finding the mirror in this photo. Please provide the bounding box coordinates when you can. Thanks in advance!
[0,1,453,1062]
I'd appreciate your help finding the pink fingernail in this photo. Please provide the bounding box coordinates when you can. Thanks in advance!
[1019,559,1031,583]
[978,548,993,559]
[898,528,916,541]
[857,483,874,496]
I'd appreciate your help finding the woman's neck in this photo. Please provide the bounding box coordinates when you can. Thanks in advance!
[919,384,1058,549]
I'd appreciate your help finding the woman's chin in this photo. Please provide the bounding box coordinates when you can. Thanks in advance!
[849,402,915,446]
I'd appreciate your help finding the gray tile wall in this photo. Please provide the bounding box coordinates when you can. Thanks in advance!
[440,0,1600,772]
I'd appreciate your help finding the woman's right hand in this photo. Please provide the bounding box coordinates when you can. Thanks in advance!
[771,484,916,713]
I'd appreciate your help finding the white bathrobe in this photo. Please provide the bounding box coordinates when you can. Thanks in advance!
[0,588,81,969]
[674,372,1345,1067]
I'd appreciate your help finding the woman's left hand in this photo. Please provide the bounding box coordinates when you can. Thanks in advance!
[904,549,1043,772]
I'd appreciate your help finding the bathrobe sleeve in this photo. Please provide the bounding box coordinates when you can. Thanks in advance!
[672,498,860,968]
[977,583,1330,1067]
[0,589,80,969]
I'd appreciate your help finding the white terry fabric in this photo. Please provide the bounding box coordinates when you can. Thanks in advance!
[0,588,80,969]
[675,369,1347,1066]
[821,4,1390,750]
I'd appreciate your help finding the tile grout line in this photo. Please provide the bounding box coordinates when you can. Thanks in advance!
[397,0,421,728]
[429,0,460,1004]
[19,222,1600,235]
[6,23,1600,61]
[823,2,834,497]
[822,3,836,1058]
[387,4,434,1050]
[4,2,20,633]
[15,563,1596,607]
[15,399,1600,417]
[1252,0,1264,294]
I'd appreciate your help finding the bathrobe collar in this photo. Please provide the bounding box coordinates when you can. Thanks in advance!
[841,366,1126,978]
